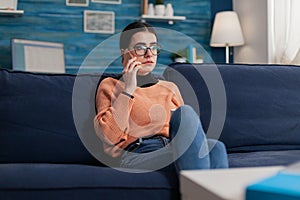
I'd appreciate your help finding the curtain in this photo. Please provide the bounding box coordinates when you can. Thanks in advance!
[269,0,300,64]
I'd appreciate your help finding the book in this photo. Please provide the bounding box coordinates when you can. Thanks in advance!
[187,44,196,63]
[246,162,300,200]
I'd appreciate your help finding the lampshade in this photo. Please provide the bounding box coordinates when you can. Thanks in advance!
[210,11,244,47]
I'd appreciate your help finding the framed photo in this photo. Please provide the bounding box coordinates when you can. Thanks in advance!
[84,10,115,34]
[66,0,89,7]
[91,0,121,4]
[0,0,18,10]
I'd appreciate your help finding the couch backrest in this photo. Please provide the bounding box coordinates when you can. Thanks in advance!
[0,69,117,165]
[164,63,300,153]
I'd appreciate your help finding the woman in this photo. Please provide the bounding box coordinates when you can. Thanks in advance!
[94,21,228,173]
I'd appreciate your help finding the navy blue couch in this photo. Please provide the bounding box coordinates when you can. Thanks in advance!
[1,63,300,199]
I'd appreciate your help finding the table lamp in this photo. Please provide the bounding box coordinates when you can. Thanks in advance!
[210,11,244,63]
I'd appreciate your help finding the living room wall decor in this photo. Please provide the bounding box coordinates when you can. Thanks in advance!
[92,0,121,4]
[84,10,115,34]
[0,0,18,10]
[66,0,89,7]
[0,0,231,74]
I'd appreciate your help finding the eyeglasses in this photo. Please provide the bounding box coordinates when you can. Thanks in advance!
[132,44,162,56]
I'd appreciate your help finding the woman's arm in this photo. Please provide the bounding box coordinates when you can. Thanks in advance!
[94,78,134,147]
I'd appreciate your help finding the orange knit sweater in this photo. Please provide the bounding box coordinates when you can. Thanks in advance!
[94,77,184,157]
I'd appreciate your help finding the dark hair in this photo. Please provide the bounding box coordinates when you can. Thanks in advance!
[119,21,157,50]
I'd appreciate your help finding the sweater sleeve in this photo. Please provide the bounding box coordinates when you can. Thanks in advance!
[173,83,184,107]
[94,78,134,148]
[167,81,184,107]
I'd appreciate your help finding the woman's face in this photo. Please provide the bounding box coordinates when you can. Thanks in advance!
[123,31,158,76]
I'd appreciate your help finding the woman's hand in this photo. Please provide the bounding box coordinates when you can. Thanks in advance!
[122,50,142,94]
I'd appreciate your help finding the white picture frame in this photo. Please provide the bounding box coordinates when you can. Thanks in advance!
[0,0,18,10]
[91,0,121,4]
[12,39,65,73]
[84,10,115,34]
[66,0,89,7]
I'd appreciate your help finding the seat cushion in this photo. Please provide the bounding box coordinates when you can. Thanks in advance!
[0,163,179,200]
[228,150,300,168]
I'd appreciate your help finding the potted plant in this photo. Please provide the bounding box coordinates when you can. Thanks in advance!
[155,0,165,16]
[155,0,164,4]
[171,49,187,63]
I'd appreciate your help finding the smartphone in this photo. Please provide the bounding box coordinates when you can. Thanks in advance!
[122,49,134,67]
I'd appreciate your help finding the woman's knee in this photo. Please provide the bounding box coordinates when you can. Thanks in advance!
[175,105,197,118]
[169,105,206,149]
[171,105,199,126]
[170,105,201,136]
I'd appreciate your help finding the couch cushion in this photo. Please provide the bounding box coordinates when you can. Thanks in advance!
[0,69,116,165]
[228,150,300,168]
[164,63,300,153]
[0,163,179,200]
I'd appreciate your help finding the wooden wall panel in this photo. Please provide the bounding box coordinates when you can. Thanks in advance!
[0,0,212,74]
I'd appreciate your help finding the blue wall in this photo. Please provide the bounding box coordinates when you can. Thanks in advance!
[0,0,231,74]
[210,0,233,63]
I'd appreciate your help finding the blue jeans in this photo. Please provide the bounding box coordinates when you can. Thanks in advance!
[120,105,229,173]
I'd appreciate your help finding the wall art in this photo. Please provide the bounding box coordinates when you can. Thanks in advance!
[84,10,115,34]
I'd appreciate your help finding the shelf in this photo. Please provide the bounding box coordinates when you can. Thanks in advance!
[0,10,24,17]
[141,14,186,25]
